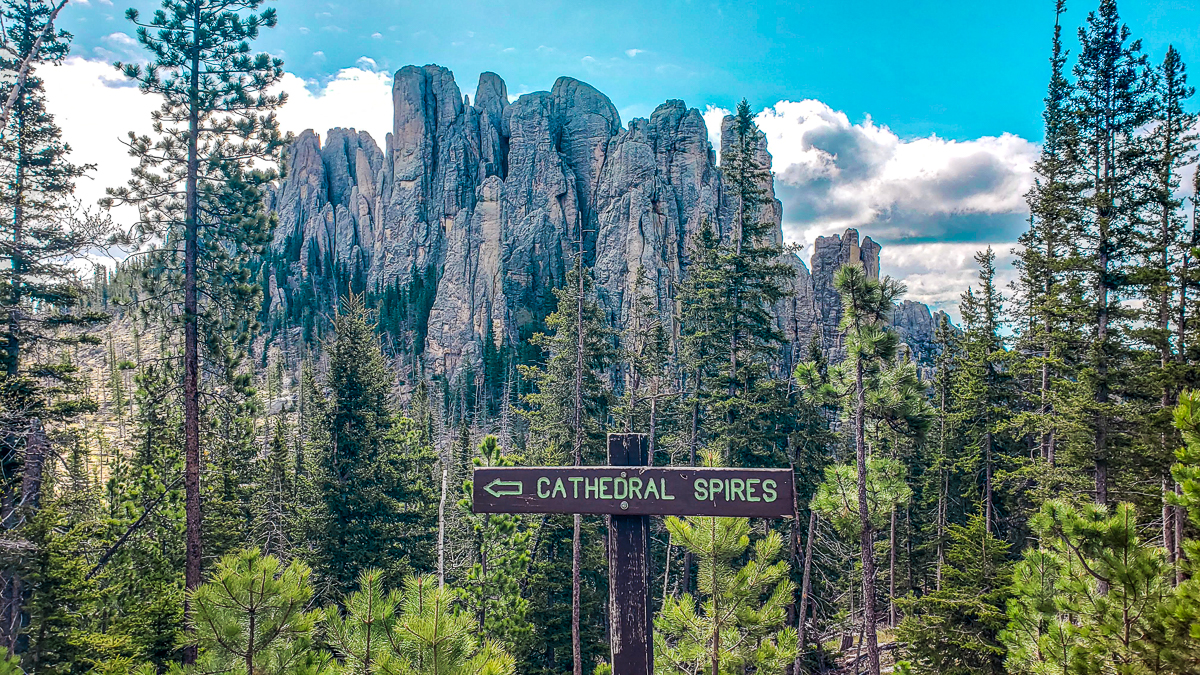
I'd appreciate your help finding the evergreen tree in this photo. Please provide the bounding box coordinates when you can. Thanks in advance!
[655,512,797,674]
[1002,500,1172,674]
[457,436,531,651]
[1132,43,1198,515]
[1012,0,1086,472]
[92,361,187,668]
[0,0,113,387]
[22,483,113,674]
[680,115,796,467]
[309,297,438,596]
[323,570,514,675]
[186,549,327,675]
[1071,0,1153,504]
[896,515,1011,675]
[954,249,1015,534]
[256,417,293,559]
[833,263,908,675]
[518,258,615,675]
[104,0,286,631]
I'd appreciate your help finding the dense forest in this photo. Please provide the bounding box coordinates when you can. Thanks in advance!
[0,0,1199,674]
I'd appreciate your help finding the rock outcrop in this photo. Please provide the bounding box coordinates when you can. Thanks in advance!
[264,64,945,384]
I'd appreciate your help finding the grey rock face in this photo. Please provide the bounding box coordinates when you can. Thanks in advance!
[891,300,951,366]
[266,64,946,384]
[811,228,882,358]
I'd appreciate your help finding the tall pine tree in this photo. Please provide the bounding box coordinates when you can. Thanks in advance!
[104,1,286,643]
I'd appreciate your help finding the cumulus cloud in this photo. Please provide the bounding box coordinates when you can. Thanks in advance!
[41,58,395,232]
[42,57,159,225]
[625,48,643,58]
[702,99,1037,310]
[274,67,393,143]
[754,100,1038,245]
[882,242,1018,320]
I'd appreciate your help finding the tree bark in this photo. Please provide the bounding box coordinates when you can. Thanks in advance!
[571,242,585,675]
[984,430,993,534]
[182,4,203,664]
[889,507,897,628]
[438,466,446,588]
[854,358,881,675]
[1164,476,1176,583]
[1176,482,1187,585]
[793,509,817,675]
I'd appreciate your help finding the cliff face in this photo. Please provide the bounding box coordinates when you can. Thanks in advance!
[264,64,941,382]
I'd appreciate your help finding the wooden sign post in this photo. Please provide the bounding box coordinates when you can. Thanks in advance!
[472,433,794,675]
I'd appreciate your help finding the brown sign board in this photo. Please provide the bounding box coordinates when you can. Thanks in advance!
[471,466,794,518]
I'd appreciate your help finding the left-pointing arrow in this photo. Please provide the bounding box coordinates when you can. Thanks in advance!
[484,478,523,498]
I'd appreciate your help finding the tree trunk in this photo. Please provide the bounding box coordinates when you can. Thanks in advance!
[984,430,993,534]
[572,243,585,675]
[1176,482,1187,585]
[711,519,720,675]
[793,509,817,675]
[682,386,698,596]
[19,422,44,512]
[438,466,447,588]
[0,0,68,133]
[889,507,896,628]
[182,7,203,663]
[1164,476,1176,583]
[936,377,947,591]
[854,358,881,675]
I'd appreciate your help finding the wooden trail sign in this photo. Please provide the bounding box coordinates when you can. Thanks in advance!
[471,434,796,675]
[472,466,794,517]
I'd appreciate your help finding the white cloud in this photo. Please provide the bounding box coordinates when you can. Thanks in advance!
[312,50,325,59]
[41,57,158,225]
[371,32,383,39]
[753,99,1038,249]
[94,31,145,63]
[625,48,643,58]
[702,98,1036,314]
[273,67,393,145]
[41,58,395,233]
[880,242,1018,319]
[702,105,728,160]
[298,26,310,35]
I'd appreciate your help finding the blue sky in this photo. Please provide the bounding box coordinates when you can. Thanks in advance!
[48,0,1200,313]
[64,0,1197,140]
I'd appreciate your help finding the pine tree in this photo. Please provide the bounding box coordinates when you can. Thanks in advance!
[679,101,796,467]
[457,436,531,652]
[655,511,797,674]
[518,258,615,675]
[309,297,438,595]
[1071,0,1153,505]
[256,417,293,559]
[186,549,327,675]
[1001,500,1172,674]
[1012,0,1086,471]
[90,361,186,668]
[323,570,514,675]
[833,263,909,675]
[104,0,286,637]
[954,249,1015,534]
[896,515,1011,675]
[0,9,113,640]
[0,0,113,387]
[1132,44,1198,536]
